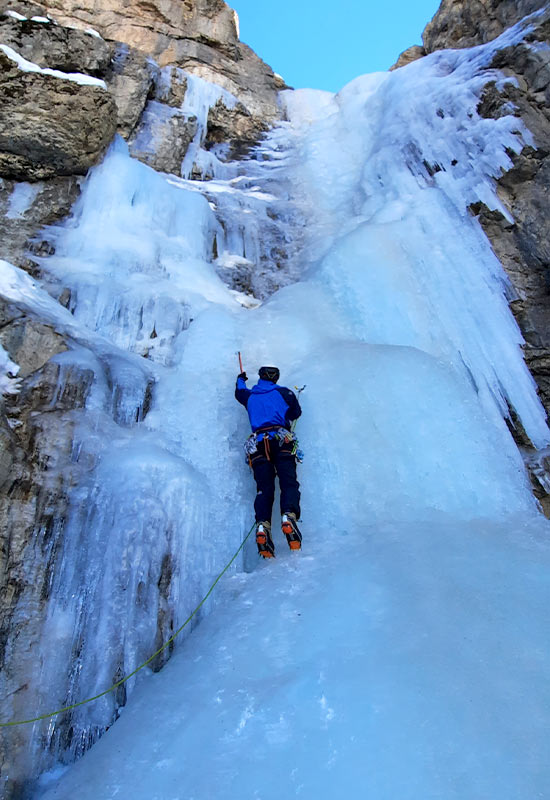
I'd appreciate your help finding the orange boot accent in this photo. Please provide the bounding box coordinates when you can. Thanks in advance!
[289,540,301,551]
[256,523,275,558]
[281,514,302,551]
[282,520,293,536]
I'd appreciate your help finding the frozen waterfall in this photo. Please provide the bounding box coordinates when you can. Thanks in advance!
[2,12,550,799]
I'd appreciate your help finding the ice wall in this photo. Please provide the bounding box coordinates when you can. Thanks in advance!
[281,15,550,450]
[36,516,550,800]
[1,102,304,783]
[2,12,550,794]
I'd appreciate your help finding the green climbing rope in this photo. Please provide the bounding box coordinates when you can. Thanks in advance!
[0,523,256,728]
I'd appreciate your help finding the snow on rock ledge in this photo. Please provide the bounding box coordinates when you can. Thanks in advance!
[0,11,113,76]
[0,43,107,86]
[0,43,116,179]
[27,0,283,120]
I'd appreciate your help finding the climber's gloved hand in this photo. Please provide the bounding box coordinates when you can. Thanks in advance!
[238,372,248,381]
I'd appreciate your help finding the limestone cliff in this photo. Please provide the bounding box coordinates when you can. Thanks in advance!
[423,0,548,52]
[5,0,285,118]
[393,0,548,67]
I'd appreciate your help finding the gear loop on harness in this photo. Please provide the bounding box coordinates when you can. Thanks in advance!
[243,426,302,465]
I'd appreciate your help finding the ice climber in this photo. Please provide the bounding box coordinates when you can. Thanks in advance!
[236,366,302,558]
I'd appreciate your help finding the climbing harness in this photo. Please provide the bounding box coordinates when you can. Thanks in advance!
[243,427,301,464]
[0,523,256,728]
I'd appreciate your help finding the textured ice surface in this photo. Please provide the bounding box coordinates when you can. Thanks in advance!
[38,517,550,800]
[279,15,549,449]
[179,72,239,180]
[7,11,550,796]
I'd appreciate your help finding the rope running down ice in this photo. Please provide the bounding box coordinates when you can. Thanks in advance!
[0,523,256,728]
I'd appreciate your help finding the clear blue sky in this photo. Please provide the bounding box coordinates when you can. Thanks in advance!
[228,0,442,92]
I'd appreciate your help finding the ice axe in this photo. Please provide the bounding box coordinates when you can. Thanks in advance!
[237,352,248,381]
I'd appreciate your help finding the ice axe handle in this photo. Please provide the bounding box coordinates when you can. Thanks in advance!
[238,352,244,373]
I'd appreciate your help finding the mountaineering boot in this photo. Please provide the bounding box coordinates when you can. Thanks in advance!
[256,521,275,558]
[281,513,302,551]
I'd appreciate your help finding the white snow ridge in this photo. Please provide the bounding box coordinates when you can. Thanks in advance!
[23,13,550,800]
[0,43,107,88]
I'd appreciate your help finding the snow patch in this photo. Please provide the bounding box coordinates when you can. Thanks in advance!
[0,44,107,88]
[4,9,27,20]
[6,181,41,219]
[0,342,20,394]
[280,87,337,125]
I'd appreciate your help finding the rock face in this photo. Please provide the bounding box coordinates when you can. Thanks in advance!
[205,98,269,160]
[0,310,67,376]
[4,0,286,120]
[391,1,549,68]
[130,104,198,173]
[127,66,198,173]
[0,1,285,191]
[390,44,426,71]
[109,44,157,138]
[0,13,162,178]
[423,0,548,53]
[0,48,117,180]
[471,33,550,501]
[0,175,81,265]
[0,293,95,800]
[0,12,112,71]
[44,0,240,63]
[0,0,281,241]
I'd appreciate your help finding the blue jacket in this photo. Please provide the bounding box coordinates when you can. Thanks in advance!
[235,378,302,433]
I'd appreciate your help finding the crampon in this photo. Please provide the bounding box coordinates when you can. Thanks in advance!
[281,513,302,551]
[256,522,275,558]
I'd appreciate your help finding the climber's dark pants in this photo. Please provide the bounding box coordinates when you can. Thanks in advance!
[251,436,300,523]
